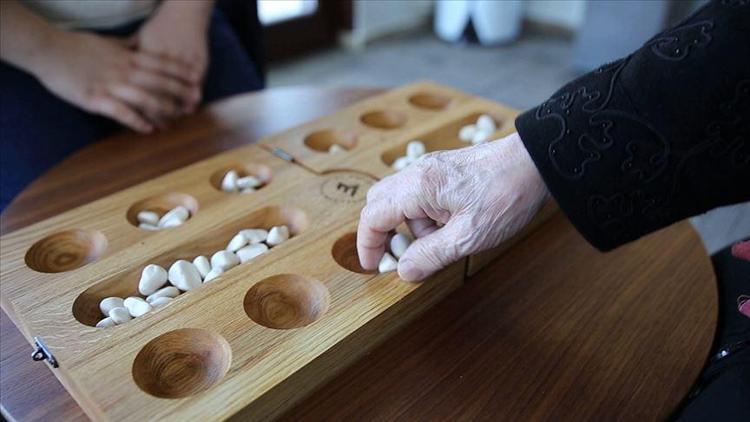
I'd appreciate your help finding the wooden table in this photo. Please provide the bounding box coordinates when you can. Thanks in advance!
[0,87,717,421]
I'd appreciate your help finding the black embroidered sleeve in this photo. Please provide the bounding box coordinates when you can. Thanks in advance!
[515,0,750,251]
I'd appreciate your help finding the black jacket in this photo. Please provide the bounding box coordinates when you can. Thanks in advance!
[515,0,749,251]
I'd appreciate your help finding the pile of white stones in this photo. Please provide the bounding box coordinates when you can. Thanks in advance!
[378,232,412,273]
[136,206,190,231]
[220,170,266,193]
[458,114,497,145]
[391,140,426,171]
[95,225,291,328]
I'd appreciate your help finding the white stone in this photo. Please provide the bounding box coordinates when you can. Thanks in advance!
[236,243,269,263]
[124,296,152,317]
[240,187,256,194]
[328,144,345,154]
[138,264,168,295]
[406,140,426,160]
[476,114,497,133]
[237,175,262,190]
[168,260,203,291]
[146,286,180,303]
[390,233,412,259]
[266,225,290,246]
[96,317,116,328]
[159,205,190,227]
[210,250,240,271]
[149,296,173,308]
[192,255,211,278]
[159,217,184,228]
[99,297,124,316]
[378,252,398,273]
[108,307,132,324]
[458,124,477,142]
[392,156,412,171]
[471,130,491,145]
[138,223,160,231]
[136,210,159,226]
[221,170,239,192]
[226,232,249,252]
[239,228,268,244]
[203,267,224,282]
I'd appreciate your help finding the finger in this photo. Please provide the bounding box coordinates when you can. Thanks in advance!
[357,199,405,270]
[398,219,464,282]
[357,194,430,270]
[131,52,201,85]
[129,69,199,108]
[108,83,180,119]
[87,95,153,133]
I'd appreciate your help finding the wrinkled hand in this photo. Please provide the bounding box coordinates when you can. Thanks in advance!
[33,31,198,132]
[357,132,549,282]
[134,2,210,110]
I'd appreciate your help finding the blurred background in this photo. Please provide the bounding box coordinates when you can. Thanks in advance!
[252,0,746,254]
[258,0,703,109]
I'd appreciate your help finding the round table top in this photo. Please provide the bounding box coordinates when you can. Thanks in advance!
[0,87,717,421]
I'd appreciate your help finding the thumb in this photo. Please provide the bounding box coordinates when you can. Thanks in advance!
[398,220,464,282]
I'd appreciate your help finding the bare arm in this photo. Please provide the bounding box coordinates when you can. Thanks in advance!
[0,1,202,132]
[0,0,60,77]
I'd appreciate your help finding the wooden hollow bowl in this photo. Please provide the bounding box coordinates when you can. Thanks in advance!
[125,192,199,228]
[209,163,273,193]
[408,92,452,110]
[25,229,107,273]
[303,129,358,152]
[244,274,330,330]
[360,110,407,130]
[132,328,232,399]
[332,232,376,274]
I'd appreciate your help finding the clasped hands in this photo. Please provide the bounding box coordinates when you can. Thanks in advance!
[31,4,210,133]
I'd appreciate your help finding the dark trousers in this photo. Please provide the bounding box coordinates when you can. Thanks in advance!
[675,243,750,421]
[0,10,264,211]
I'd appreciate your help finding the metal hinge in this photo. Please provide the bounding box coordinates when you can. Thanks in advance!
[271,147,295,163]
[31,336,58,368]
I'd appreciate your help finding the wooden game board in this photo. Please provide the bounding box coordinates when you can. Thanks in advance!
[0,82,555,421]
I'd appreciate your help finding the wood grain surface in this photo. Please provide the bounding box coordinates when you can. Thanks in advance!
[0,87,717,421]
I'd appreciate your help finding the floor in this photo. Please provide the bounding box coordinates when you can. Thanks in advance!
[268,30,749,255]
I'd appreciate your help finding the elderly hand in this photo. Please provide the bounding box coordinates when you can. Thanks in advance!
[357,132,549,282]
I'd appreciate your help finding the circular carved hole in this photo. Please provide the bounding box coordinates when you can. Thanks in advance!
[360,110,407,130]
[125,193,199,229]
[209,163,273,193]
[303,129,357,152]
[408,92,452,110]
[25,230,107,273]
[332,232,375,274]
[132,328,231,399]
[244,274,330,329]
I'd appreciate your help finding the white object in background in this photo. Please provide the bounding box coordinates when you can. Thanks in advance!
[473,0,523,45]
[434,0,472,42]
[434,0,523,45]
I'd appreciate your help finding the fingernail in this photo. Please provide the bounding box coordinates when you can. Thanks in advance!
[398,259,423,282]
